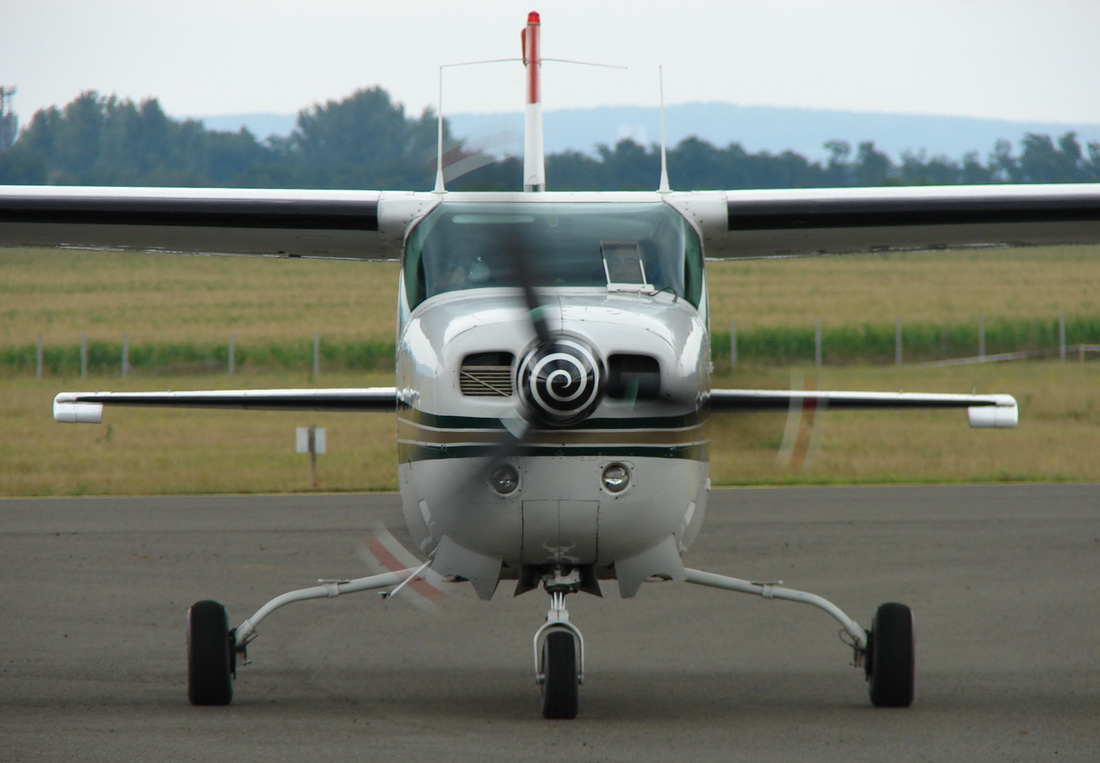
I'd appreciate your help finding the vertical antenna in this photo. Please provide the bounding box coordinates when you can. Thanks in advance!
[522,11,546,192]
[657,66,670,193]
[434,66,446,193]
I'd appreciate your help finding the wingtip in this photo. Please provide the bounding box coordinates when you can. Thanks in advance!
[53,393,103,423]
[967,395,1018,429]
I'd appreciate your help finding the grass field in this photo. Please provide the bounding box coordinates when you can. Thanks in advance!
[6,245,1100,347]
[2,245,1098,495]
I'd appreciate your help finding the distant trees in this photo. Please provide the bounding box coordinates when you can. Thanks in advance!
[2,92,258,186]
[288,87,440,188]
[0,87,448,189]
[3,86,1099,190]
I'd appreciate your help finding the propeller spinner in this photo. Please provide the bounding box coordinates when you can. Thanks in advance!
[517,336,603,426]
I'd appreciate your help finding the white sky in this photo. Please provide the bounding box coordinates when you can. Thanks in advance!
[4,0,1099,126]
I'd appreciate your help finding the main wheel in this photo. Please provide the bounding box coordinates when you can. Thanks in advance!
[865,602,914,707]
[540,631,579,719]
[187,600,234,706]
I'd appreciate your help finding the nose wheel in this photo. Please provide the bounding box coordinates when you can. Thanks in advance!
[533,572,585,719]
[540,630,579,719]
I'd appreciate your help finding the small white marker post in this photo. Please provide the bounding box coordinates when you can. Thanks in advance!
[296,425,326,489]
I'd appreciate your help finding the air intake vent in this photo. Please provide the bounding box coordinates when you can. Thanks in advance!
[606,354,661,399]
[460,352,515,397]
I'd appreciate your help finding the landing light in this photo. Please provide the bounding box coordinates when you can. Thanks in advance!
[601,463,631,493]
[489,464,520,495]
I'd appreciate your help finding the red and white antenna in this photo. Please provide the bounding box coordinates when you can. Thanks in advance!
[521,11,545,192]
[433,12,620,193]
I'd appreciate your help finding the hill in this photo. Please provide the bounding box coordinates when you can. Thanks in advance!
[201,103,1100,161]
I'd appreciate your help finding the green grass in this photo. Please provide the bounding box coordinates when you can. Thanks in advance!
[3,244,1100,495]
[3,363,1097,497]
[5,315,1097,375]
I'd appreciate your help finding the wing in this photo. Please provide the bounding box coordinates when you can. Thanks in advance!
[53,388,399,423]
[4,181,1095,433]
[0,186,438,259]
[708,389,1018,428]
[668,183,1100,259]
[5,183,1100,259]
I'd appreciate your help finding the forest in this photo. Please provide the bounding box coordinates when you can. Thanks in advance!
[2,87,1099,190]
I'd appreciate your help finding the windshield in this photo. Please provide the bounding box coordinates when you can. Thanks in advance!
[403,202,703,309]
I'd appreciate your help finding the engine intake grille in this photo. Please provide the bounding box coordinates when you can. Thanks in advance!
[460,352,515,397]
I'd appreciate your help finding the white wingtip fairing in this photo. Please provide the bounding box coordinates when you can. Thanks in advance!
[53,394,103,424]
[967,395,1018,428]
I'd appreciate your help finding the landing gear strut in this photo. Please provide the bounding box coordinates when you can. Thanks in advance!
[185,567,423,706]
[532,569,584,719]
[683,568,915,707]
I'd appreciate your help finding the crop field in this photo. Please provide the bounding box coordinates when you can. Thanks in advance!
[2,245,1099,495]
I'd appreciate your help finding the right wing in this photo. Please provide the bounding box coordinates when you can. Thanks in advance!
[53,388,399,423]
[0,186,437,259]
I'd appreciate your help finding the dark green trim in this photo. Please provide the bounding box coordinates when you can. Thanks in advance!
[399,407,703,431]
[398,441,708,463]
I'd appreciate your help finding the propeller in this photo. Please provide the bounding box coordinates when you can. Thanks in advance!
[457,218,599,490]
[774,371,825,472]
[357,522,448,612]
[460,213,700,492]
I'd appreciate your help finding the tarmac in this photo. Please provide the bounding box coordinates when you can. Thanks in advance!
[2,484,1097,761]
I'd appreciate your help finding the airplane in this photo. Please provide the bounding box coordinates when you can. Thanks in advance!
[3,11,1100,719]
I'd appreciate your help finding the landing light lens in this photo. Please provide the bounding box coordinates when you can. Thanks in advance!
[601,463,631,493]
[489,464,520,495]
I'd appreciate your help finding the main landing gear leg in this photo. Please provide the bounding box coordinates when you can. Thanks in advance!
[532,569,584,719]
[683,568,914,708]
[186,567,423,706]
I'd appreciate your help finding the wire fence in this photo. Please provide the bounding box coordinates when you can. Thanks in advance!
[719,314,1100,368]
[7,314,1100,378]
[6,332,395,379]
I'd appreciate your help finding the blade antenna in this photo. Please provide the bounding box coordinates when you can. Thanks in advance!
[434,65,446,193]
[658,65,671,194]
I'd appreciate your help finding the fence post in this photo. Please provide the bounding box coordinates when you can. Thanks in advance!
[81,333,88,377]
[313,331,320,378]
[979,315,985,359]
[815,318,822,367]
[122,334,130,377]
[1059,313,1066,361]
[895,317,902,366]
[729,321,737,368]
[229,333,236,376]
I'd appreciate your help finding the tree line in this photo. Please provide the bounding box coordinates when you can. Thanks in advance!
[2,87,1099,190]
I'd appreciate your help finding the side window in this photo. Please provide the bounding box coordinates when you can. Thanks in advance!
[402,219,428,309]
[682,221,703,309]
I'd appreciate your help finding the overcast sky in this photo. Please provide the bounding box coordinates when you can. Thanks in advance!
[4,0,1099,127]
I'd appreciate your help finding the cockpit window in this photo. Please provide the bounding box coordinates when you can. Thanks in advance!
[403,202,703,309]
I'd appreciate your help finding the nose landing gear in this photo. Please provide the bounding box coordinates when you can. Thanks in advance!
[532,569,585,719]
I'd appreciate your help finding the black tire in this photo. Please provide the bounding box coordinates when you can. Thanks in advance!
[187,600,234,706]
[866,602,914,707]
[541,631,579,719]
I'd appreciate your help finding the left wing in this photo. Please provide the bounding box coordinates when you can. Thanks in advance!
[53,388,399,423]
[708,389,1018,428]
[670,183,1100,259]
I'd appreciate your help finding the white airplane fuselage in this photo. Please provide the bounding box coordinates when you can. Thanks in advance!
[392,194,712,597]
